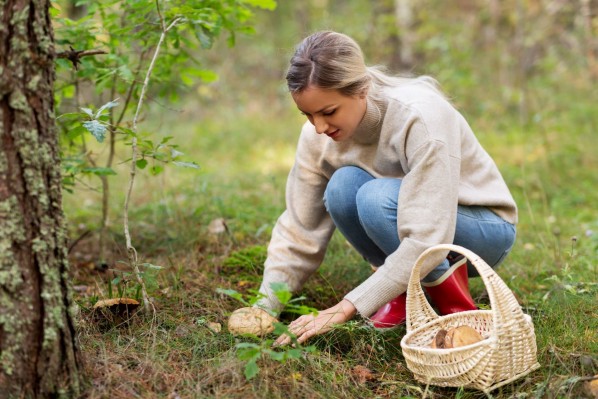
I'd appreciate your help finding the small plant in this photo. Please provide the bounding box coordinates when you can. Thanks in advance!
[109,262,164,302]
[53,0,277,265]
[218,282,319,379]
[542,236,598,301]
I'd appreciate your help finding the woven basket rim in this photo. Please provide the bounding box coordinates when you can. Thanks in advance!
[400,244,539,392]
[401,333,498,353]
[401,310,496,352]
[405,244,527,332]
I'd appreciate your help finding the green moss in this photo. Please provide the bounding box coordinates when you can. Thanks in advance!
[8,91,28,112]
[26,74,41,91]
[31,237,48,253]
[0,305,24,376]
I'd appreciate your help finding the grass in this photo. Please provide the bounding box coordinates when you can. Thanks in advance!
[65,70,597,398]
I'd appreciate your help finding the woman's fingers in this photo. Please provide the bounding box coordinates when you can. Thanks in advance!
[297,327,320,345]
[273,334,291,347]
[273,317,313,347]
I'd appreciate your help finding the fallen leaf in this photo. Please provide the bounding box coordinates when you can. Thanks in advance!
[351,365,376,384]
[174,325,190,337]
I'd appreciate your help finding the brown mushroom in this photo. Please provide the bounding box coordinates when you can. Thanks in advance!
[92,298,140,325]
[431,329,448,349]
[444,325,483,348]
[227,307,278,336]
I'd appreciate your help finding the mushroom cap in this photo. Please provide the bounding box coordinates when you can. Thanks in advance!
[444,325,483,348]
[93,298,140,309]
[227,307,278,336]
[430,329,448,348]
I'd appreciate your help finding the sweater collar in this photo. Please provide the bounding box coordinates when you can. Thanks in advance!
[351,96,388,144]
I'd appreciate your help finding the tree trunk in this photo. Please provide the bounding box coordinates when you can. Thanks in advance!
[0,0,80,397]
[581,0,598,81]
[394,0,415,70]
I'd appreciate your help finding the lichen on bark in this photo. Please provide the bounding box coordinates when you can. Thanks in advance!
[0,0,80,396]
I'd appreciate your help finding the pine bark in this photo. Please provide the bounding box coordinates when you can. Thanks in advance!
[0,0,80,397]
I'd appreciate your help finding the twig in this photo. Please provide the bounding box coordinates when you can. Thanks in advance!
[123,0,180,313]
[56,46,107,70]
[68,230,92,254]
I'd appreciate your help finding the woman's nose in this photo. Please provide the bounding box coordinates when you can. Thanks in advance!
[314,116,329,134]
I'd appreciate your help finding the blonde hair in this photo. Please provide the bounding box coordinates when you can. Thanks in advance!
[286,31,443,100]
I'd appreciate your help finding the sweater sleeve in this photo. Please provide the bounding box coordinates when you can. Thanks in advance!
[344,113,461,317]
[256,132,336,312]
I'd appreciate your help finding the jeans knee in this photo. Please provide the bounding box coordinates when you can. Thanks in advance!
[324,166,370,217]
[355,179,399,230]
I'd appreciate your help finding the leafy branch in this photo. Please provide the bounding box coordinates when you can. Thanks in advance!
[123,1,182,313]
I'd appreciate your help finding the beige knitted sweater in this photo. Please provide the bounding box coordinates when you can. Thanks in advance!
[257,82,517,317]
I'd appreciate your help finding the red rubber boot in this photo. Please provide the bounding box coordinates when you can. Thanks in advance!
[421,255,477,315]
[368,292,407,330]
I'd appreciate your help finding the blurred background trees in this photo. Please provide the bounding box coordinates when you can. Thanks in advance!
[52,0,597,266]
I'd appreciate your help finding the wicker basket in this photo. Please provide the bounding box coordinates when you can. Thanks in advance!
[400,244,540,393]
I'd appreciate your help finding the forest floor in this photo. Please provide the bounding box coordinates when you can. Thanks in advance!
[66,99,597,398]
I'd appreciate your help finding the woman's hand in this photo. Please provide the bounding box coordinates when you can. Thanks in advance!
[273,299,357,346]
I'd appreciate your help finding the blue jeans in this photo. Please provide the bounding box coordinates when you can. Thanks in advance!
[323,166,516,282]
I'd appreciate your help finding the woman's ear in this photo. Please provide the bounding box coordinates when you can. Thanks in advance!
[359,87,368,99]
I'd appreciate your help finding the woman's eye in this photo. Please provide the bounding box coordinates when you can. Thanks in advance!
[323,109,336,116]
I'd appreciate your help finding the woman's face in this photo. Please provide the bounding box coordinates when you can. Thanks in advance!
[291,85,367,142]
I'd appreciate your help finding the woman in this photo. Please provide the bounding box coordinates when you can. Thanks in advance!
[252,31,517,346]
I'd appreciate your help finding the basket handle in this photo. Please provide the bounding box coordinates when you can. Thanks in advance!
[406,244,527,334]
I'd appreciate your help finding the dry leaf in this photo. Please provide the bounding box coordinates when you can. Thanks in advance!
[351,365,376,384]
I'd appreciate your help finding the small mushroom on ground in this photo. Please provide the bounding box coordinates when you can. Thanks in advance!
[583,376,598,399]
[430,325,483,348]
[227,307,278,336]
[93,297,140,311]
[92,298,140,324]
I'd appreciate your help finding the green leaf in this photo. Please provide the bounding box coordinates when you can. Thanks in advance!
[242,0,277,10]
[237,347,260,361]
[216,288,249,305]
[61,85,76,100]
[272,322,290,336]
[118,127,137,137]
[172,161,200,169]
[141,263,163,270]
[263,349,286,361]
[80,107,94,118]
[270,282,292,305]
[244,360,259,380]
[136,159,148,169]
[235,342,260,349]
[82,167,117,176]
[150,165,164,175]
[82,120,107,143]
[170,148,184,159]
[66,125,88,140]
[194,25,214,49]
[96,99,120,118]
[286,348,303,359]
